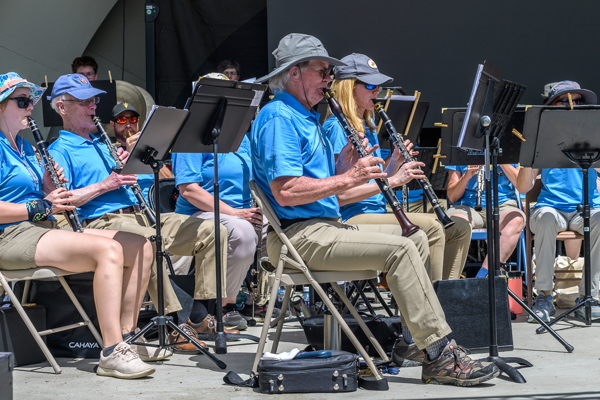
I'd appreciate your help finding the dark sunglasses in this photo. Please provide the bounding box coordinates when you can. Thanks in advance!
[9,96,35,109]
[357,81,380,90]
[308,66,334,79]
[114,116,138,124]
[554,96,585,106]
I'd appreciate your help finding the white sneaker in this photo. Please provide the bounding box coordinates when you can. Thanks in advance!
[129,330,173,361]
[97,342,155,379]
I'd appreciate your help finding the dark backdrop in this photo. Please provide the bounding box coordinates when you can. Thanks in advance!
[266,0,600,127]
[155,0,268,108]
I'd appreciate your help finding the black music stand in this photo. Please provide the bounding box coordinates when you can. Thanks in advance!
[442,107,525,166]
[120,106,227,369]
[455,62,537,383]
[173,78,266,353]
[519,106,600,331]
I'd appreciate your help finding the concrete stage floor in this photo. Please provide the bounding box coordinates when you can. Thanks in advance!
[13,309,600,400]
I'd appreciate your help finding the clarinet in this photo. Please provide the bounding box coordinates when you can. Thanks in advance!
[474,166,485,211]
[28,117,84,232]
[92,116,157,227]
[373,102,455,229]
[323,89,419,237]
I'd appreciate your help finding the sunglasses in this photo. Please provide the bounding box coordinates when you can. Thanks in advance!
[114,116,138,124]
[9,96,35,109]
[554,97,585,106]
[307,66,334,80]
[62,97,101,107]
[357,81,380,90]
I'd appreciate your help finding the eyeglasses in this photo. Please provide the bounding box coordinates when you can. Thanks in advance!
[8,96,35,109]
[357,81,380,90]
[307,66,334,80]
[114,116,138,124]
[62,97,101,107]
[554,96,585,106]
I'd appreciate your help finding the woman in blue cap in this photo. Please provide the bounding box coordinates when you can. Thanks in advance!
[323,54,473,370]
[0,72,158,379]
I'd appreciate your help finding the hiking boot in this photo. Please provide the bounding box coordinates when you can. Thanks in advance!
[167,323,208,354]
[97,342,155,379]
[188,315,240,335]
[223,311,248,330]
[129,329,173,361]
[574,297,600,320]
[421,340,499,386]
[527,293,555,323]
[240,305,288,322]
[391,337,425,367]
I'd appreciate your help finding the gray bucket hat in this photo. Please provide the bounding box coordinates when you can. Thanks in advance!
[544,80,597,105]
[334,53,393,86]
[255,33,346,83]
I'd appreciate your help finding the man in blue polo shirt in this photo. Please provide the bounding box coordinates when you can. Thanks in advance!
[250,33,499,387]
[518,81,600,323]
[47,74,234,352]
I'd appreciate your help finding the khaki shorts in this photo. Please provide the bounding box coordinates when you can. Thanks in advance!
[446,200,525,229]
[0,220,57,270]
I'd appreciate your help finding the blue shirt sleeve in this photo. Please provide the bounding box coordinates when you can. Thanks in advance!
[261,116,305,182]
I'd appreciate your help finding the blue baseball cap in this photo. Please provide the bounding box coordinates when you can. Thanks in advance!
[49,73,106,101]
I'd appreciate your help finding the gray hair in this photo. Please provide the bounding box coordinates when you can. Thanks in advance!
[268,61,309,94]
[50,94,68,113]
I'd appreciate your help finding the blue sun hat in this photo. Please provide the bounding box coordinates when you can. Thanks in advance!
[0,72,46,105]
[49,73,106,101]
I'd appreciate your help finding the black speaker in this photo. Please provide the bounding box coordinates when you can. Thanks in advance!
[433,277,513,353]
[0,353,13,400]
[0,305,46,366]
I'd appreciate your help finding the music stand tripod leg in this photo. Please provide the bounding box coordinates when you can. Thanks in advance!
[127,149,227,369]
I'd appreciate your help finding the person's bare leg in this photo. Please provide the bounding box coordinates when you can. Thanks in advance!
[34,230,125,347]
[481,210,524,270]
[84,229,153,333]
[564,238,583,260]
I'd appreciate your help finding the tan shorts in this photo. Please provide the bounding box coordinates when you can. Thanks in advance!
[445,200,525,229]
[0,220,57,270]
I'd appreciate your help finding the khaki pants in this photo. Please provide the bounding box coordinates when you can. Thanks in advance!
[85,212,227,314]
[266,219,451,349]
[530,207,600,297]
[406,198,448,214]
[361,211,471,280]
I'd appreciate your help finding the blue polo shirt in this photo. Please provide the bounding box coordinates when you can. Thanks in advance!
[445,164,518,208]
[250,91,340,220]
[323,116,386,221]
[48,130,137,220]
[137,174,154,203]
[172,135,253,215]
[534,168,600,212]
[0,133,54,230]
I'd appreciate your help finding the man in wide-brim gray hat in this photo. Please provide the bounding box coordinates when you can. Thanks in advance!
[249,33,500,387]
